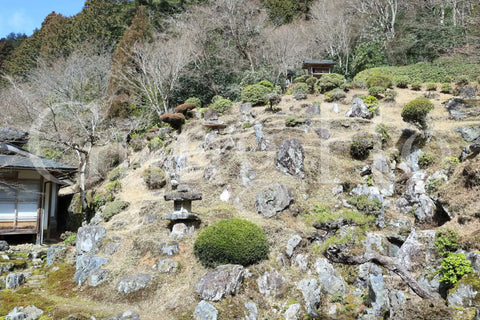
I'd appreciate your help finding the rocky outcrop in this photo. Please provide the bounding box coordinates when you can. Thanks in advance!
[447,281,478,307]
[297,279,321,316]
[76,225,106,255]
[256,269,285,297]
[6,272,26,289]
[6,305,43,320]
[0,240,9,251]
[284,303,301,320]
[193,300,218,320]
[275,138,305,178]
[117,273,154,294]
[196,264,245,301]
[88,268,108,287]
[74,255,109,285]
[314,258,346,296]
[444,98,480,120]
[345,98,373,119]
[161,242,179,256]
[455,126,480,142]
[460,137,480,161]
[255,184,293,218]
[397,229,437,271]
[156,259,179,274]
[46,245,66,266]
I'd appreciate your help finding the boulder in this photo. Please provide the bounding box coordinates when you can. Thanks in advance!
[455,126,480,142]
[244,302,257,320]
[315,128,330,140]
[285,234,302,258]
[196,264,245,301]
[74,255,109,285]
[112,311,141,320]
[254,124,269,151]
[388,291,406,319]
[256,269,285,297]
[88,268,108,287]
[240,161,257,186]
[368,275,389,317]
[161,242,179,256]
[46,245,67,266]
[293,254,309,271]
[0,240,9,251]
[467,252,480,274]
[345,97,373,119]
[0,262,14,275]
[193,300,218,320]
[203,131,219,150]
[305,104,320,115]
[460,86,477,99]
[284,303,301,320]
[255,184,293,218]
[171,223,193,239]
[297,279,321,316]
[372,154,395,196]
[397,229,437,271]
[6,273,26,289]
[448,281,478,307]
[314,258,346,296]
[275,138,305,178]
[117,273,154,294]
[444,97,480,120]
[156,259,179,274]
[76,225,106,255]
[460,137,480,161]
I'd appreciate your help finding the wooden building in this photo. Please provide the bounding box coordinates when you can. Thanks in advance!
[302,59,335,78]
[0,128,76,243]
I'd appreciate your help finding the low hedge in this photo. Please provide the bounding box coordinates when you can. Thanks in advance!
[194,218,269,268]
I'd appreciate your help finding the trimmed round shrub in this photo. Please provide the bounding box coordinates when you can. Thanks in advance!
[418,152,435,168]
[147,137,163,151]
[174,103,197,115]
[185,97,202,109]
[426,83,437,91]
[352,80,367,89]
[241,83,273,106]
[410,79,422,91]
[306,77,317,93]
[211,98,233,113]
[194,218,269,268]
[366,73,393,89]
[315,73,345,93]
[401,98,434,130]
[294,75,310,83]
[368,86,385,98]
[160,113,185,130]
[292,82,309,100]
[142,167,166,189]
[350,134,374,160]
[108,166,127,181]
[440,83,453,93]
[324,88,346,102]
[384,89,398,102]
[395,76,410,88]
[264,92,281,109]
[257,80,274,90]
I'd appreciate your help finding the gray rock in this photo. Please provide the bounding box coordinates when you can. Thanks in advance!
[368,275,389,317]
[46,245,67,266]
[297,279,321,316]
[240,161,256,186]
[276,138,305,178]
[144,214,161,225]
[112,311,141,320]
[0,240,9,251]
[6,273,26,290]
[254,124,263,144]
[255,184,293,218]
[5,308,26,320]
[345,97,373,119]
[467,252,480,274]
[76,225,106,255]
[117,273,154,294]
[397,229,437,271]
[388,290,406,319]
[314,258,346,296]
[196,264,245,301]
[0,262,14,275]
[460,137,480,161]
[156,259,179,273]
[88,268,108,287]
[240,103,253,114]
[203,131,218,150]
[315,128,330,139]
[460,85,477,99]
[372,154,395,196]
[417,272,441,297]
[293,254,309,271]
[444,97,480,120]
[204,108,219,121]
[74,255,109,285]
[244,301,257,320]
[174,155,187,172]
[293,92,307,100]
[305,104,320,115]
[171,223,193,239]
[193,300,217,320]
[103,242,121,255]
[161,242,179,256]
[284,303,301,320]
[455,126,480,142]
[256,269,285,297]
[448,282,478,307]
[286,234,302,258]
[204,164,218,181]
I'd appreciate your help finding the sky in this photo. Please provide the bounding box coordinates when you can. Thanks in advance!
[0,0,86,39]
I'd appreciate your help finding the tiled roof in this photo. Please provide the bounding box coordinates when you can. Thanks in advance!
[302,59,335,65]
[0,127,28,146]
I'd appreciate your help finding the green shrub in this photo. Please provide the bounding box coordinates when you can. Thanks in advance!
[362,95,380,115]
[102,200,130,222]
[142,167,166,189]
[440,83,453,93]
[211,95,223,103]
[211,98,233,113]
[439,253,472,286]
[264,92,281,109]
[368,86,385,98]
[352,80,367,89]
[395,76,410,88]
[350,134,374,160]
[108,166,127,181]
[306,76,317,93]
[241,81,274,105]
[410,79,422,91]
[456,75,470,86]
[242,121,252,129]
[185,97,202,109]
[193,218,269,267]
[324,88,346,102]
[442,156,460,174]
[401,98,434,130]
[366,73,393,89]
[294,75,309,83]
[129,133,145,151]
[347,195,382,216]
[292,82,309,99]
[285,116,305,127]
[418,152,435,168]
[426,83,437,91]
[426,176,446,194]
[384,89,398,102]
[147,137,164,151]
[105,180,122,194]
[315,73,345,93]
[435,229,458,257]
[63,233,77,246]
[375,123,390,144]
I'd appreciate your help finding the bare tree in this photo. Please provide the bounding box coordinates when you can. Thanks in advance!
[1,46,112,221]
[353,0,399,41]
